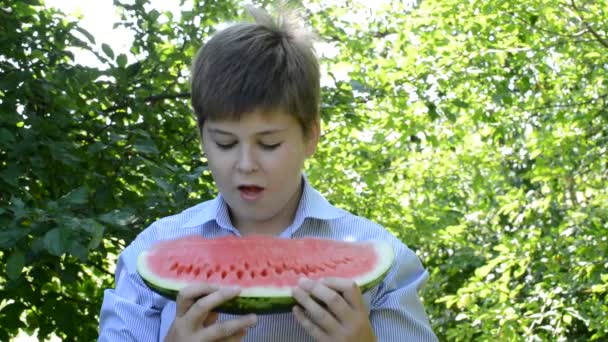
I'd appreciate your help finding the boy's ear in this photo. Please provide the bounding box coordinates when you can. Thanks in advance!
[305,118,321,157]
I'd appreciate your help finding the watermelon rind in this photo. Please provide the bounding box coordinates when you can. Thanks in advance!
[136,239,394,315]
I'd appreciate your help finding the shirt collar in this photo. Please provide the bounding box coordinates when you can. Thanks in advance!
[293,174,345,222]
[181,174,345,232]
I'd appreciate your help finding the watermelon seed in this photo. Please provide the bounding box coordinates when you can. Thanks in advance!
[206,270,213,279]
[177,265,185,275]
[244,262,250,270]
[193,267,201,276]
[185,265,193,274]
[221,271,227,279]
[275,267,283,275]
[261,269,268,277]
[229,264,236,271]
[237,270,244,279]
[169,262,179,271]
[214,265,221,272]
[250,270,256,279]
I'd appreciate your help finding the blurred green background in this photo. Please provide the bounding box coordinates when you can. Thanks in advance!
[1,0,606,340]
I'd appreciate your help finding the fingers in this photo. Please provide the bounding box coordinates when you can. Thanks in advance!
[223,329,248,342]
[293,278,375,342]
[296,278,352,322]
[170,285,257,341]
[293,305,329,341]
[222,328,249,342]
[175,283,219,317]
[198,315,257,341]
[183,287,241,325]
[202,311,219,327]
[319,277,364,309]
[292,285,341,333]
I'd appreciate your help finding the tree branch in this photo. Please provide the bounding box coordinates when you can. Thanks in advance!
[509,10,589,40]
[528,92,608,112]
[568,0,608,49]
[101,91,191,114]
[144,91,190,104]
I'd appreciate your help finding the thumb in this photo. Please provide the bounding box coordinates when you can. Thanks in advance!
[202,311,219,326]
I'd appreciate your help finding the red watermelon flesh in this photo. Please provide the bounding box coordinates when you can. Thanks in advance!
[144,235,379,287]
[136,235,394,313]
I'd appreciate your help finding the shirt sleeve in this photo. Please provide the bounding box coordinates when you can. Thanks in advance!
[369,240,438,342]
[98,243,165,341]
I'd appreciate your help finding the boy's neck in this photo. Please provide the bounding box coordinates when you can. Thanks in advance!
[230,180,304,237]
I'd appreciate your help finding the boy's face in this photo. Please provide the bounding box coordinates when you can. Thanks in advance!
[201,108,319,233]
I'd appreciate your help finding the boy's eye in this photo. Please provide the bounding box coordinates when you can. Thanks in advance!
[215,142,236,149]
[260,143,281,150]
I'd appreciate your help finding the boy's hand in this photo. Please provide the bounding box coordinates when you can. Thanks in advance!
[165,284,257,342]
[292,277,377,342]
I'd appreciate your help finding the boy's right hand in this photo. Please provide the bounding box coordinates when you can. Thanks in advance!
[165,284,257,342]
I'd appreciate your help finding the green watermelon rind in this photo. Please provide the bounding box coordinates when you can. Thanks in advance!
[136,239,394,315]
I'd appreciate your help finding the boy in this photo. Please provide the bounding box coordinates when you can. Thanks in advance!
[98,4,437,341]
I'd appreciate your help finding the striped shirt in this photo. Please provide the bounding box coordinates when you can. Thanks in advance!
[98,176,438,341]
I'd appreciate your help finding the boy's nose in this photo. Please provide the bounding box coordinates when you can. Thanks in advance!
[236,147,258,173]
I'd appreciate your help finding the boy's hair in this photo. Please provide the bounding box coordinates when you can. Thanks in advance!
[190,4,320,136]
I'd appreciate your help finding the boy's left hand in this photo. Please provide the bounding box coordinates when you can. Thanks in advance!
[292,277,376,342]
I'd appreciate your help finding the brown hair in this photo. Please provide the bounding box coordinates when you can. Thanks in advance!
[190,4,320,136]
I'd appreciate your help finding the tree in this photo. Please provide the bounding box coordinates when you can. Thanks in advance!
[0,0,606,340]
[1,0,238,339]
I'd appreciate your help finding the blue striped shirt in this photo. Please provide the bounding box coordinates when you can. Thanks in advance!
[98,177,438,341]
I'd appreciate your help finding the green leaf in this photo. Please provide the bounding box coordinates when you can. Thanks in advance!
[0,164,21,187]
[116,53,128,68]
[153,177,173,192]
[68,241,88,262]
[9,196,26,219]
[6,249,25,280]
[94,185,114,210]
[0,302,26,336]
[60,186,89,205]
[75,27,96,44]
[584,52,600,59]
[87,141,106,155]
[0,128,16,145]
[101,43,114,59]
[0,227,29,249]
[0,70,28,91]
[48,143,82,167]
[127,61,142,76]
[133,138,159,155]
[453,99,469,108]
[98,209,137,228]
[43,228,66,256]
[87,221,105,250]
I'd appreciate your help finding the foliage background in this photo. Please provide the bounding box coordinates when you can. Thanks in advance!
[1,0,606,340]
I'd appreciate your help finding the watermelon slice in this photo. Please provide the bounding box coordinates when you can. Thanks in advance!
[136,235,394,314]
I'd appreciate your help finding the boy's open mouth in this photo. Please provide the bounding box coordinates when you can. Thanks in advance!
[238,185,264,192]
[238,185,264,200]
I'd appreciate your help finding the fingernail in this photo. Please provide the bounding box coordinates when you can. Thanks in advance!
[299,277,313,288]
[225,286,240,294]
